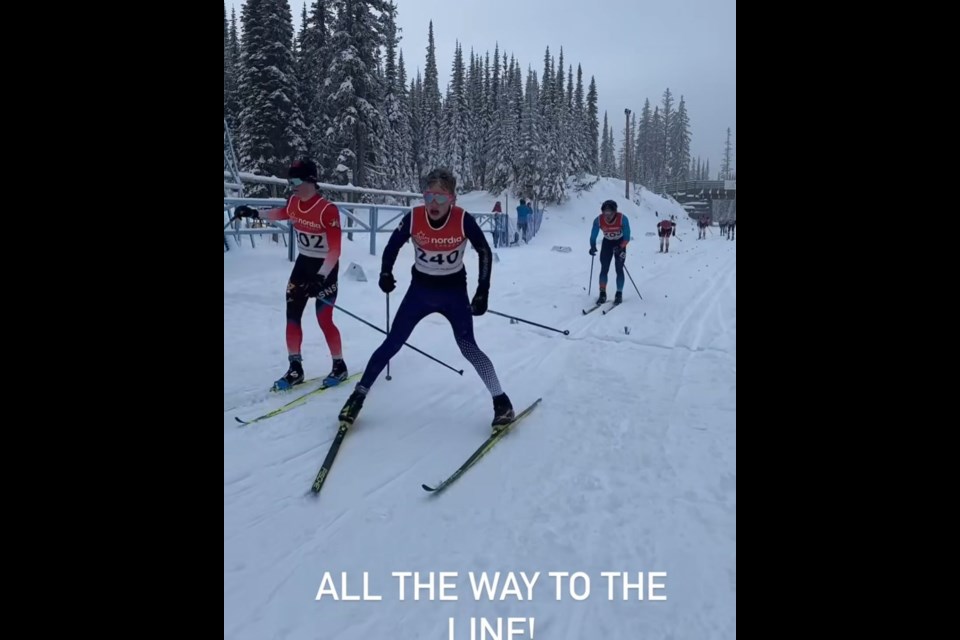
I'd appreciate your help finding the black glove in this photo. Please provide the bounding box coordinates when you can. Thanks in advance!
[235,205,259,219]
[589,246,597,256]
[471,289,488,316]
[310,274,326,296]
[309,276,338,300]
[379,272,396,294]
[616,248,626,264]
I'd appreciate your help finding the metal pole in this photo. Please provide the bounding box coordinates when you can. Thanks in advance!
[624,108,632,200]
[385,292,392,381]
[487,309,570,335]
[623,265,643,300]
[588,254,595,296]
[317,298,464,375]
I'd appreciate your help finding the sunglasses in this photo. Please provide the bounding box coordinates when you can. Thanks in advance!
[423,192,452,205]
[288,178,304,187]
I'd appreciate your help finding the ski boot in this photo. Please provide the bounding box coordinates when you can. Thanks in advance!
[614,291,623,304]
[492,393,516,432]
[596,290,607,305]
[272,357,304,391]
[323,358,349,387]
[339,387,367,425]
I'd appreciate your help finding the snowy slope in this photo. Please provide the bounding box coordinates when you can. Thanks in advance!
[224,177,736,639]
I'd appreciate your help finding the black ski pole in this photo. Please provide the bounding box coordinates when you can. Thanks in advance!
[385,293,392,380]
[623,265,643,300]
[487,309,570,335]
[318,298,464,375]
[588,253,595,295]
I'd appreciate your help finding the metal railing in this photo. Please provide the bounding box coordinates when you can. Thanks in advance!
[224,199,546,261]
[487,208,544,248]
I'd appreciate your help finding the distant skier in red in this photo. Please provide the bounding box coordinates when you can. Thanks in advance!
[657,217,677,253]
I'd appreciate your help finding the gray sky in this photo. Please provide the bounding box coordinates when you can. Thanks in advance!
[229,0,736,175]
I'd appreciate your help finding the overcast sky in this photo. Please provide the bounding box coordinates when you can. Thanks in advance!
[229,0,736,175]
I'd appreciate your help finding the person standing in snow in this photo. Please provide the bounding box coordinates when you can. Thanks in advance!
[234,159,349,391]
[588,199,632,305]
[657,217,677,253]
[516,199,532,243]
[337,168,516,432]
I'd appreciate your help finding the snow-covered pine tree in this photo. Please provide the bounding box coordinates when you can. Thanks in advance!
[489,56,520,193]
[325,0,389,188]
[660,87,674,181]
[237,0,306,193]
[380,2,414,192]
[421,21,442,178]
[649,106,664,184]
[586,76,599,173]
[408,71,424,183]
[297,0,333,174]
[635,98,652,184]
[669,95,691,181]
[720,127,733,180]
[440,42,471,189]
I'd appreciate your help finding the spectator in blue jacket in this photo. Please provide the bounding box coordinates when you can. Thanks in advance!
[516,199,532,242]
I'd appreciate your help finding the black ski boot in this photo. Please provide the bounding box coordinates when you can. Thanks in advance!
[596,290,607,305]
[614,291,623,304]
[324,358,349,386]
[273,357,304,391]
[339,387,367,425]
[492,393,516,432]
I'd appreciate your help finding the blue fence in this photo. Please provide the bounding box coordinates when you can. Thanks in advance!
[489,207,544,249]
[225,200,545,261]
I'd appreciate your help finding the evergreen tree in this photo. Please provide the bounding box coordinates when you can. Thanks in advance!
[586,76,599,173]
[721,127,734,179]
[421,21,442,176]
[325,0,389,187]
[669,95,691,181]
[237,0,306,190]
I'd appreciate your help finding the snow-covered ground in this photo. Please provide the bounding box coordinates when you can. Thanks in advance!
[224,177,735,639]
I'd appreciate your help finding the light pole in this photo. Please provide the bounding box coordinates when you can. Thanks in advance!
[624,108,632,200]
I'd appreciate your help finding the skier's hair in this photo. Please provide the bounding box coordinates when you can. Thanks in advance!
[424,168,456,194]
